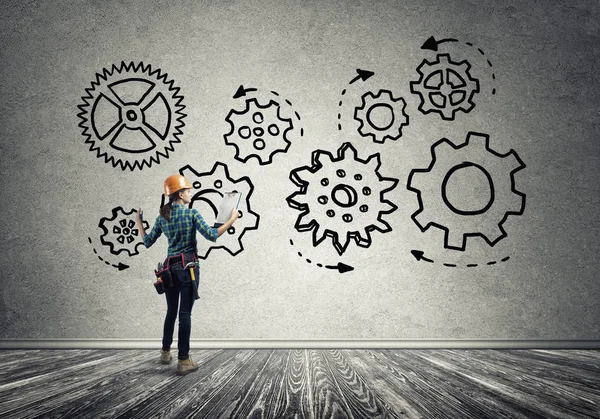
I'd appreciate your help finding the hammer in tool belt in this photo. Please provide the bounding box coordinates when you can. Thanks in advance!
[184,261,200,300]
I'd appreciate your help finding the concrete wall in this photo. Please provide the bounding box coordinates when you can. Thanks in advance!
[0,0,598,340]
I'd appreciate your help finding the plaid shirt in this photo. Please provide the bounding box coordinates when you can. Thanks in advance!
[143,204,219,256]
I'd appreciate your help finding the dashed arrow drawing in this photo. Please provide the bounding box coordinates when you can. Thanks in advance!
[88,237,130,271]
[337,68,376,131]
[420,36,497,95]
[290,239,355,274]
[411,249,510,268]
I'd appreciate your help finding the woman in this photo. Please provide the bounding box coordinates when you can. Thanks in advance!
[135,174,239,376]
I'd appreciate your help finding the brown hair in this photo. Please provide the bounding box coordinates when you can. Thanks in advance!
[159,190,184,221]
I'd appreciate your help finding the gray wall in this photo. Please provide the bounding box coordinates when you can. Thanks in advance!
[0,0,598,340]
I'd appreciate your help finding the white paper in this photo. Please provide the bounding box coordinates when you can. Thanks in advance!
[214,192,242,225]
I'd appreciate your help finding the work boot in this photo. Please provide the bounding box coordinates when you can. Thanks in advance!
[176,356,199,376]
[160,349,172,364]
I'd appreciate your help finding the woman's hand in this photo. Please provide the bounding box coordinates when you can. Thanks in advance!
[230,209,240,223]
[217,209,240,237]
[135,208,147,238]
[136,208,143,224]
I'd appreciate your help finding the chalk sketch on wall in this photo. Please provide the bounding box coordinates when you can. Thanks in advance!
[87,237,130,271]
[410,54,480,121]
[287,142,399,256]
[224,86,303,165]
[174,162,260,259]
[336,68,375,132]
[288,239,354,274]
[99,206,150,256]
[87,206,150,271]
[77,61,186,171]
[407,131,526,251]
[354,89,409,144]
[420,36,497,95]
[410,249,512,268]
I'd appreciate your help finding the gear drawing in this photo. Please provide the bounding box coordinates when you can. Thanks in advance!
[410,54,480,121]
[77,61,186,171]
[407,132,526,250]
[224,98,292,165]
[287,142,398,256]
[354,90,409,143]
[99,207,149,256]
[178,162,259,259]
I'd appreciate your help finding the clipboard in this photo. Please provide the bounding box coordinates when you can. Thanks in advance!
[213,191,242,227]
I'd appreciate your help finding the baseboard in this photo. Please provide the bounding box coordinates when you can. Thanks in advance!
[0,339,599,349]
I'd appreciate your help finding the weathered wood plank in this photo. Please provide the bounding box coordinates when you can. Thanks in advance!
[0,350,152,417]
[157,349,279,418]
[458,349,600,397]
[306,349,356,418]
[0,349,116,386]
[220,349,294,418]
[185,349,274,418]
[111,349,263,418]
[45,349,225,419]
[322,349,403,418]
[340,350,424,419]
[499,349,600,377]
[0,349,598,419]
[358,349,506,419]
[390,349,593,419]
[383,349,548,418]
[276,349,313,419]
[420,349,600,418]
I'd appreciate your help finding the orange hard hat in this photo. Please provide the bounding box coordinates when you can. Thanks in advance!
[164,174,192,196]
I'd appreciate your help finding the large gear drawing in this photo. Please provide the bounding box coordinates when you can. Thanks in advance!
[77,61,186,171]
[354,89,409,143]
[287,142,398,256]
[224,98,292,165]
[410,54,480,121]
[407,132,526,250]
[99,207,149,257]
[178,162,260,259]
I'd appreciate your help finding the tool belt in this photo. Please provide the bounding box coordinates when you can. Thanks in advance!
[165,252,197,269]
[153,252,199,296]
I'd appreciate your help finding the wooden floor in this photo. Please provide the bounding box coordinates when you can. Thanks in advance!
[0,349,598,418]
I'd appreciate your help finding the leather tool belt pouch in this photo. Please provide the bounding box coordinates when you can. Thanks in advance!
[153,278,165,294]
[171,252,200,300]
[154,252,198,296]
[154,265,173,294]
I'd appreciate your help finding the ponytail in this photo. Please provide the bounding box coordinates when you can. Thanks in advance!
[159,191,181,222]
[159,202,173,222]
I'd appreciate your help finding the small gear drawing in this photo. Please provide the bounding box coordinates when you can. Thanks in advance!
[354,89,409,143]
[407,132,526,250]
[287,142,398,256]
[224,98,292,165]
[99,207,149,256]
[77,61,186,171]
[410,54,480,121]
[178,162,260,259]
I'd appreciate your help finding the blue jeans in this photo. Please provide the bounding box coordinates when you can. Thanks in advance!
[162,263,199,360]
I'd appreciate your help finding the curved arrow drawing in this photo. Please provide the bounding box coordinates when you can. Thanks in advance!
[420,36,497,95]
[349,69,375,84]
[290,239,355,274]
[421,36,459,51]
[411,249,510,268]
[337,68,376,131]
[233,85,258,99]
[88,237,130,271]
